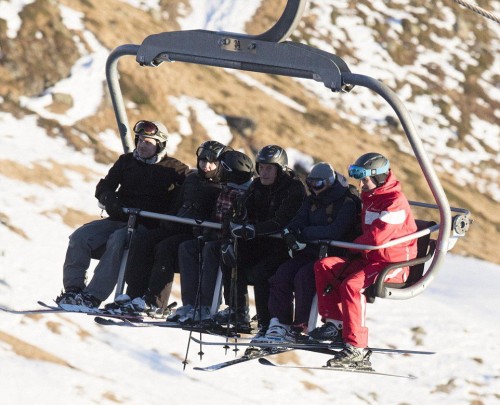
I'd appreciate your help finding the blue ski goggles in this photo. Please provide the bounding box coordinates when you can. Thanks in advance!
[348,161,390,179]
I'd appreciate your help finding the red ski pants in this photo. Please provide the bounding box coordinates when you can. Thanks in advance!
[314,257,408,348]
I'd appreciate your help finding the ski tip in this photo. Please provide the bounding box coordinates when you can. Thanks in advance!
[258,358,276,366]
[192,367,214,372]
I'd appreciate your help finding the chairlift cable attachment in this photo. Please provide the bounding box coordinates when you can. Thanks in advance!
[453,0,500,24]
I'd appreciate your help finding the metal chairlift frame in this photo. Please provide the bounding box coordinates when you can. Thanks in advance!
[105,0,470,301]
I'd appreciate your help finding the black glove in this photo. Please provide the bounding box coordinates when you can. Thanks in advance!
[192,226,203,238]
[230,222,255,240]
[282,228,306,257]
[221,241,237,268]
[100,191,124,220]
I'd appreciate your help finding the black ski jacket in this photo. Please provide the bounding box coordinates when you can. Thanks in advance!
[164,170,223,233]
[243,171,306,236]
[95,153,190,226]
[287,173,358,256]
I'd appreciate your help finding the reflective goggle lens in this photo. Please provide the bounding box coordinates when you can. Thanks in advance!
[133,120,159,136]
[196,147,218,163]
[348,161,390,179]
[306,177,326,189]
[348,165,369,179]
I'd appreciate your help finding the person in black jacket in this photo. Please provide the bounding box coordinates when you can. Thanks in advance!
[170,150,255,324]
[252,162,358,343]
[215,145,306,330]
[108,141,229,316]
[55,120,189,310]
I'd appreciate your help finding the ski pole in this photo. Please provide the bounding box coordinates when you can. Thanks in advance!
[182,236,205,369]
[114,209,140,299]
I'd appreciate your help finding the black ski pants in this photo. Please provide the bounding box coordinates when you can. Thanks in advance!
[125,228,192,299]
[221,238,289,327]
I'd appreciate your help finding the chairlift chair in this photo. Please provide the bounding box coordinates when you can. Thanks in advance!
[106,0,471,301]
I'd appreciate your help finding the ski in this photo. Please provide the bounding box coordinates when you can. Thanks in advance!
[193,347,292,372]
[258,358,417,379]
[0,304,65,315]
[37,301,143,321]
[192,343,340,372]
[189,336,435,356]
[93,314,255,333]
[93,316,244,337]
[94,316,182,328]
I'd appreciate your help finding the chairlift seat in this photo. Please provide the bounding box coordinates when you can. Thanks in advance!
[364,220,437,303]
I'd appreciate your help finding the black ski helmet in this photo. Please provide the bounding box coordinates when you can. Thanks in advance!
[196,140,230,180]
[255,145,288,175]
[219,150,254,185]
[196,141,228,163]
[133,120,168,154]
[349,152,390,186]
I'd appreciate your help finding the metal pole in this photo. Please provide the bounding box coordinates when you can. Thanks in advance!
[343,73,452,299]
[106,44,140,153]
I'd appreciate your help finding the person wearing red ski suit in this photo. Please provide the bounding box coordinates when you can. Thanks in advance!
[314,170,417,348]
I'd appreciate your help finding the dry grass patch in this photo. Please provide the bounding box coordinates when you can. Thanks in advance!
[0,159,70,187]
[0,330,75,368]
[273,349,301,365]
[46,320,63,334]
[55,314,93,341]
[0,212,29,239]
[101,391,123,403]
[301,380,327,392]
[44,207,100,229]
[0,158,102,192]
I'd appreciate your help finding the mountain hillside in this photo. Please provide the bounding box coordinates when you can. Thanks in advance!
[0,0,499,264]
[1,2,500,404]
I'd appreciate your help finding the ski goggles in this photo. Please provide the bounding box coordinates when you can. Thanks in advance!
[305,177,329,189]
[196,146,219,163]
[133,120,160,136]
[348,161,390,179]
[220,160,233,172]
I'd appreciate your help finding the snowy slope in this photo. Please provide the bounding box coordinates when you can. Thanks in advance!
[0,1,499,404]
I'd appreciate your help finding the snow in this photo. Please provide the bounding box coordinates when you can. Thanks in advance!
[177,0,262,33]
[3,0,498,200]
[0,0,35,38]
[19,5,109,126]
[0,2,499,402]
[168,95,234,145]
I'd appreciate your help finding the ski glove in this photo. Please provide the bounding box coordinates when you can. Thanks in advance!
[282,228,306,257]
[230,222,255,240]
[100,191,125,221]
[221,242,237,268]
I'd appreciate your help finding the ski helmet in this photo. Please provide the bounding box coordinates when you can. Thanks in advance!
[348,152,390,186]
[306,162,336,190]
[255,145,288,175]
[219,150,254,185]
[196,140,230,180]
[196,141,228,163]
[133,120,168,154]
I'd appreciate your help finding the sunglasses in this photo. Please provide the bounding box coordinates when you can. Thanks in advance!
[305,177,327,189]
[196,147,219,163]
[348,161,390,179]
[133,120,160,136]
